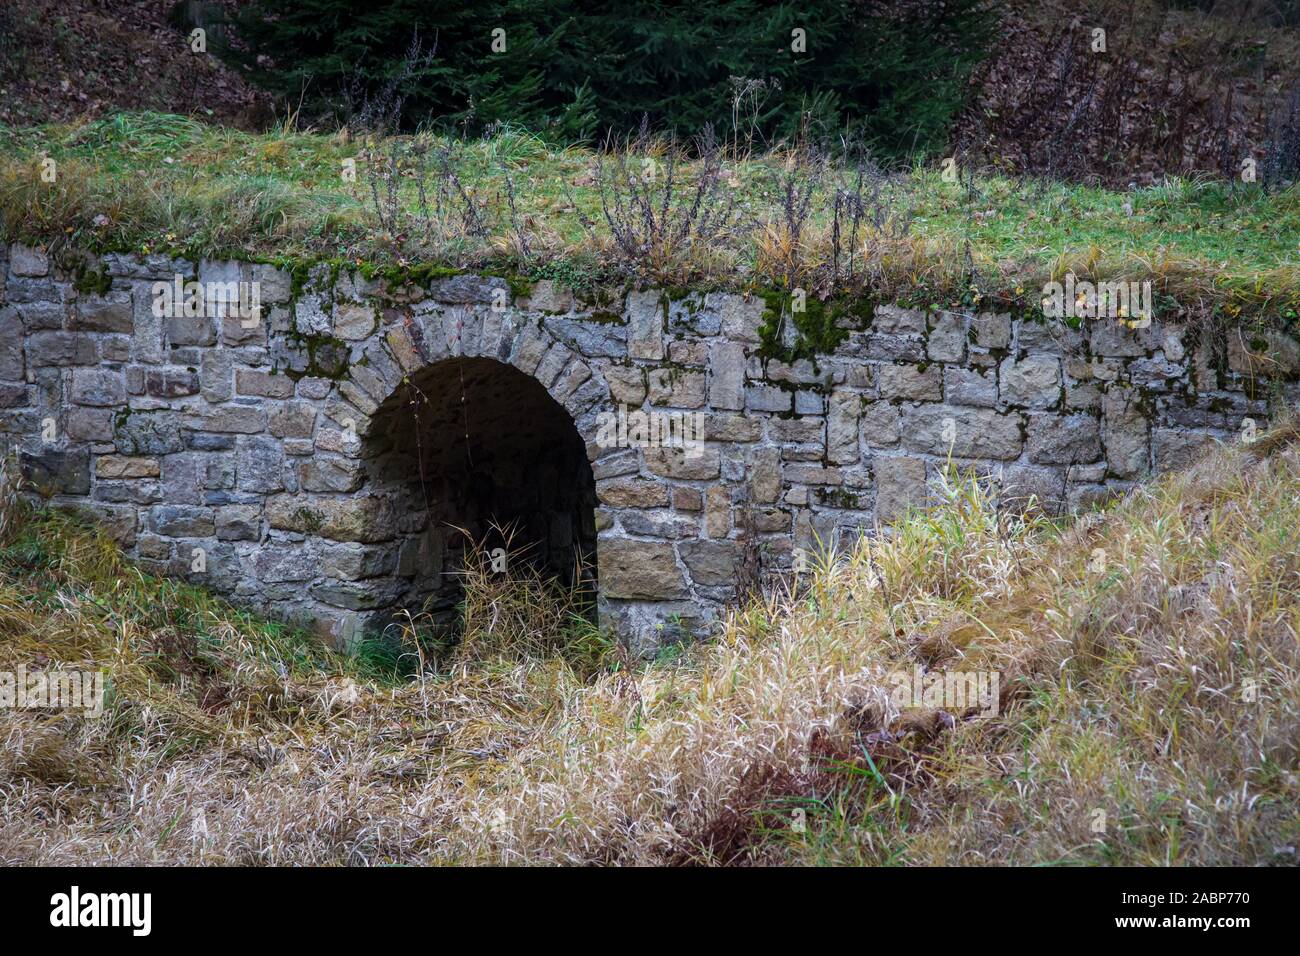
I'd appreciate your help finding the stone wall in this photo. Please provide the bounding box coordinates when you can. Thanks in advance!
[2,243,1297,652]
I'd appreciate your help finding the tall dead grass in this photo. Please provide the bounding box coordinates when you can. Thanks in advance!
[0,430,1297,865]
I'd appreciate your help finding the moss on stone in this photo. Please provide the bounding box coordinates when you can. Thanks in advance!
[283,329,351,381]
[756,287,857,364]
[819,488,863,509]
[293,506,325,533]
[71,261,113,296]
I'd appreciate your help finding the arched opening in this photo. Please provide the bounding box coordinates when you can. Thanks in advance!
[365,356,599,637]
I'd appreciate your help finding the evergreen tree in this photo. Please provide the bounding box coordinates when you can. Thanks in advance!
[224,0,997,160]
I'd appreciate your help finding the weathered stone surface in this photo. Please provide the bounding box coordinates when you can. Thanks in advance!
[644,445,720,480]
[321,543,394,580]
[96,455,160,479]
[527,279,573,313]
[1227,327,1300,379]
[216,505,261,541]
[334,303,376,340]
[704,486,730,538]
[861,401,901,447]
[22,447,91,495]
[647,367,706,408]
[599,539,686,600]
[704,414,761,443]
[151,505,215,537]
[1018,318,1082,354]
[678,539,736,587]
[1027,413,1102,465]
[27,332,97,366]
[67,407,114,442]
[236,368,294,398]
[266,495,396,543]
[73,294,134,333]
[200,350,234,401]
[783,463,842,485]
[300,456,363,493]
[237,436,285,493]
[927,311,967,362]
[1153,428,1219,474]
[71,368,126,407]
[826,390,861,464]
[873,455,927,522]
[547,317,626,358]
[0,311,24,380]
[255,545,317,583]
[709,292,765,343]
[999,355,1061,408]
[10,244,49,277]
[944,367,996,407]
[602,364,646,406]
[900,405,1023,460]
[116,411,187,455]
[620,510,699,539]
[745,384,791,413]
[268,402,316,439]
[708,341,746,410]
[185,404,267,434]
[145,368,200,398]
[873,304,927,335]
[427,274,508,305]
[971,312,1011,349]
[166,313,217,346]
[1102,385,1150,478]
[1090,318,1157,358]
[625,291,664,360]
[997,464,1066,514]
[877,363,942,401]
[597,478,670,508]
[0,383,29,407]
[749,446,781,504]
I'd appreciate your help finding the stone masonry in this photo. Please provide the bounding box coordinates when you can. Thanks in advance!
[2,243,1297,653]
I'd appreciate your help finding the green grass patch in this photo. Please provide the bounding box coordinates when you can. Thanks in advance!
[2,112,1299,327]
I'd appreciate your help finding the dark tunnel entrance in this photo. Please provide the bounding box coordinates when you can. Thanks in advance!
[367,356,599,634]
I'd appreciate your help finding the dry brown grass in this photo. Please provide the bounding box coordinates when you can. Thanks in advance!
[0,432,1297,865]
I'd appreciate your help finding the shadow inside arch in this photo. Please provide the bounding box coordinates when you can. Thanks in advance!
[362,355,599,644]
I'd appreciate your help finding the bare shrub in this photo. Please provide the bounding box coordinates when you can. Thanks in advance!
[954,3,1279,186]
[829,151,915,291]
[342,31,438,136]
[753,144,825,290]
[578,124,753,282]
[361,136,489,255]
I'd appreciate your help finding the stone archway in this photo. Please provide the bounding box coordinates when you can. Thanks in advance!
[363,354,599,632]
[307,300,615,645]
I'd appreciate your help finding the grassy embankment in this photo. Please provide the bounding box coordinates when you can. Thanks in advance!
[1,429,1296,865]
[1,111,1298,329]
